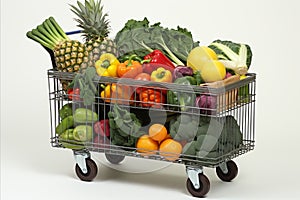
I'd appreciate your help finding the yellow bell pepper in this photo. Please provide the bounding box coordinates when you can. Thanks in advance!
[150,67,173,83]
[95,53,120,77]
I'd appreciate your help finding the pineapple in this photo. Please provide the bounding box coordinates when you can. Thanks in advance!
[54,40,88,72]
[70,0,118,67]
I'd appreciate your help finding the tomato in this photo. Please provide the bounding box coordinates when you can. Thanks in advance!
[139,88,166,108]
[134,73,151,81]
[67,88,81,101]
[134,73,151,94]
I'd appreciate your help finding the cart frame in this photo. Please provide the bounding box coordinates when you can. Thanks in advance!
[47,67,256,197]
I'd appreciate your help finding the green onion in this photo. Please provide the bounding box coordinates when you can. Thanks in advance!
[26,31,54,49]
[26,17,69,50]
[49,17,68,40]
[42,19,60,42]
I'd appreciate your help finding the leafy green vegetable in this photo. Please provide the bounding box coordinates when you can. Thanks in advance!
[70,67,97,106]
[167,76,197,111]
[108,104,144,148]
[171,115,243,159]
[169,114,199,141]
[208,40,253,75]
[114,17,199,65]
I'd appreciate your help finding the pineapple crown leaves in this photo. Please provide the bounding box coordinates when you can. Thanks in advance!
[70,0,111,42]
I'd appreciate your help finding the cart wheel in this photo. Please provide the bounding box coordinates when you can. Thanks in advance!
[216,160,238,182]
[75,158,98,182]
[105,153,125,164]
[186,173,210,198]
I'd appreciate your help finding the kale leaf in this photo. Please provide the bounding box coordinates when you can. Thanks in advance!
[114,17,199,65]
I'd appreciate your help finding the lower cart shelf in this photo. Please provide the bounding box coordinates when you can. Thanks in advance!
[47,69,256,197]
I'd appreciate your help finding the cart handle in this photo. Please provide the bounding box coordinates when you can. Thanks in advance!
[66,30,81,35]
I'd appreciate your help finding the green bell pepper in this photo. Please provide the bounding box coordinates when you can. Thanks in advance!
[73,125,93,142]
[167,76,197,111]
[58,125,93,149]
[59,103,73,119]
[73,108,98,124]
[59,129,85,150]
[56,115,74,135]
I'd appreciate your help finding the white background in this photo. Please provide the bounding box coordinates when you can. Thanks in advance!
[1,0,300,199]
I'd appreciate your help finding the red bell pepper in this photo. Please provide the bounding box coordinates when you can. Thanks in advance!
[94,119,110,137]
[142,50,175,74]
[93,135,110,149]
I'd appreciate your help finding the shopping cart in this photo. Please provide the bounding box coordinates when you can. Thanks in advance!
[47,66,256,197]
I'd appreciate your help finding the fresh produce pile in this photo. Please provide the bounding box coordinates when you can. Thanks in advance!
[56,104,98,150]
[28,0,253,161]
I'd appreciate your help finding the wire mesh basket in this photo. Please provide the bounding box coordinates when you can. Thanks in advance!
[48,69,255,165]
[47,68,256,197]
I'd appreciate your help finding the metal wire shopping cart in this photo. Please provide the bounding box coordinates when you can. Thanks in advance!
[47,67,256,197]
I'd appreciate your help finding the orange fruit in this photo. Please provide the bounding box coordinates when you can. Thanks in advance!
[164,134,172,140]
[136,135,159,155]
[159,139,182,161]
[148,124,168,143]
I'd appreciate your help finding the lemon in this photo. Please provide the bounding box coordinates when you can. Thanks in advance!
[201,60,226,83]
[187,46,218,72]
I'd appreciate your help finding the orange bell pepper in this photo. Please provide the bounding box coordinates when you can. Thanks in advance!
[117,54,143,78]
[100,83,133,104]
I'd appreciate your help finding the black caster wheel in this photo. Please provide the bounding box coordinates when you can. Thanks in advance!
[186,173,210,198]
[105,153,125,164]
[216,160,238,182]
[75,158,98,181]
